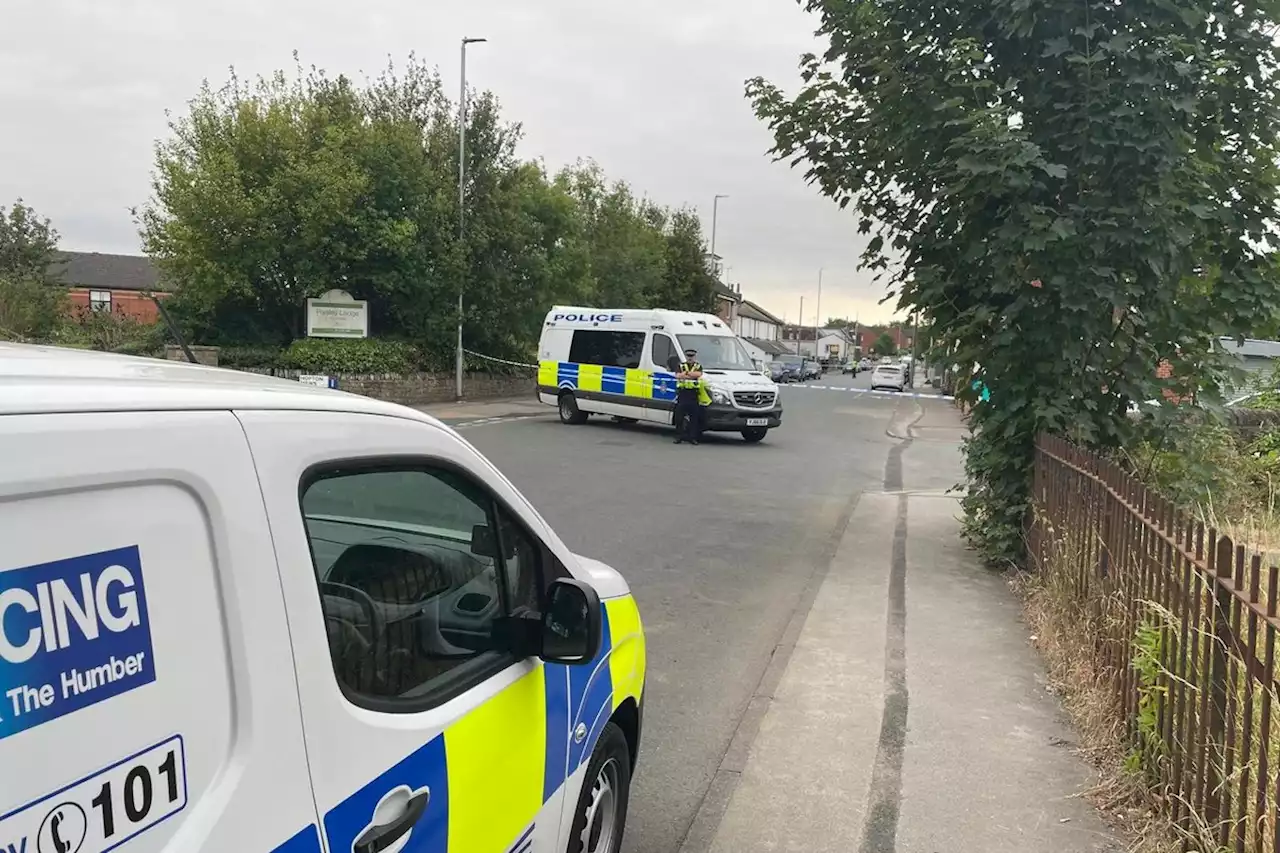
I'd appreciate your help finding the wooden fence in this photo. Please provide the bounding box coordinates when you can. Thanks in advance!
[1031,434,1280,851]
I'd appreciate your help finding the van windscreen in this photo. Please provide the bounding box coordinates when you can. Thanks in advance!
[677,335,755,370]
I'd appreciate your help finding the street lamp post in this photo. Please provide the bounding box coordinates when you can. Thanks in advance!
[456,36,487,401]
[710,194,728,280]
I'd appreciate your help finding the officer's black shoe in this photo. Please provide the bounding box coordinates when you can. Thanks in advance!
[673,438,683,445]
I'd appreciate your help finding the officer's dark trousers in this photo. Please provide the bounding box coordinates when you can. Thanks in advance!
[675,390,702,442]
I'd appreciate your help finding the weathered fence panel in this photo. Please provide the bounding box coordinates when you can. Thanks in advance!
[1032,435,1280,851]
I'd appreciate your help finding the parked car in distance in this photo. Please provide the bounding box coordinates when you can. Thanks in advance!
[774,355,804,382]
[768,361,791,383]
[870,362,907,392]
[802,359,823,380]
[859,357,872,372]
[841,360,858,375]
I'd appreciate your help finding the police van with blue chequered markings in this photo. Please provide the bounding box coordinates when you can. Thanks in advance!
[0,342,646,853]
[537,307,784,443]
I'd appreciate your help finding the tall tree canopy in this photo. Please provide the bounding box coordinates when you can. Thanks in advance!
[749,0,1280,563]
[143,56,719,363]
[0,199,63,340]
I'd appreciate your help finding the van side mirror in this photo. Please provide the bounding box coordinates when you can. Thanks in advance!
[540,579,602,664]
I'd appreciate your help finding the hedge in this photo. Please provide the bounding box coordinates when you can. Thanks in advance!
[280,338,419,374]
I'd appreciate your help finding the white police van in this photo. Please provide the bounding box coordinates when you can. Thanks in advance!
[0,343,646,853]
[536,307,784,443]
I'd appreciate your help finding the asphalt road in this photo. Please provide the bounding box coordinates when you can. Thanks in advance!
[460,370,957,853]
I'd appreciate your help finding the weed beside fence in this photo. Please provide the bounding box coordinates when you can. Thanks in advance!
[1032,434,1280,851]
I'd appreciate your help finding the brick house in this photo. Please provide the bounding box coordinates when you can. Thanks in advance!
[51,251,169,322]
[713,280,741,326]
[859,325,913,355]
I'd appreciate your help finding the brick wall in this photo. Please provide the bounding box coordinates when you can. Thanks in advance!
[245,369,534,406]
[65,289,164,322]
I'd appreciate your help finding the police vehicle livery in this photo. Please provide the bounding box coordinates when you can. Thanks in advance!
[0,343,646,853]
[537,307,784,443]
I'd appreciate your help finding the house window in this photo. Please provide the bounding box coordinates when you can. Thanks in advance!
[89,290,112,313]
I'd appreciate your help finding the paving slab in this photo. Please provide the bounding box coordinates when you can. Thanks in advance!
[414,398,549,424]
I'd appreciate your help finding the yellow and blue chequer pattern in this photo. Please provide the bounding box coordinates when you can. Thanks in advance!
[538,360,677,403]
[315,594,646,853]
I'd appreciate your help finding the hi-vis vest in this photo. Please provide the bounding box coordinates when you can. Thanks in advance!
[677,362,703,390]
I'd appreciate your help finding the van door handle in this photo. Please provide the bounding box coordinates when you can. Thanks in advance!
[353,788,430,853]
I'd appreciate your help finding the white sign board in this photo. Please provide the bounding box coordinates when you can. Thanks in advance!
[306,289,368,339]
[297,374,338,389]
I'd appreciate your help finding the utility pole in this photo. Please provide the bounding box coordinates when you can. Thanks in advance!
[797,296,804,355]
[456,36,487,401]
[815,268,823,362]
[710,194,729,280]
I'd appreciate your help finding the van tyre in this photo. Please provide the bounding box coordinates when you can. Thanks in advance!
[559,392,588,425]
[741,427,768,443]
[569,722,632,853]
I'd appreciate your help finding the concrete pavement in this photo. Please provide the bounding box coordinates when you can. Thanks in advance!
[689,401,1119,853]
[413,397,548,426]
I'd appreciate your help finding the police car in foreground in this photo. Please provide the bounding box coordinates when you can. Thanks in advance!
[0,343,645,853]
[537,307,784,442]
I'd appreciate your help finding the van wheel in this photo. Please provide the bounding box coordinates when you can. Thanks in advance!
[741,427,768,443]
[568,722,632,853]
[559,392,588,425]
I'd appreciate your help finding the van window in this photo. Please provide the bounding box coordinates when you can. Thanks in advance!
[651,334,679,372]
[677,334,756,371]
[569,329,646,369]
[300,465,534,705]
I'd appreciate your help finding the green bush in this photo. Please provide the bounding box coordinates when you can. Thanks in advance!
[281,338,418,374]
[218,345,286,369]
[51,308,165,356]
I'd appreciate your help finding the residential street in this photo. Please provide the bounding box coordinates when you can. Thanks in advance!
[442,373,1118,853]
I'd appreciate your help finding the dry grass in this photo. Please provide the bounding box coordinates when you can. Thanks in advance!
[1014,562,1184,853]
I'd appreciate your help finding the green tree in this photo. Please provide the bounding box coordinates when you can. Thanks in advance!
[143,56,604,363]
[557,161,667,307]
[749,0,1280,564]
[872,332,897,356]
[0,199,59,280]
[658,209,718,312]
[0,199,64,340]
[142,59,453,348]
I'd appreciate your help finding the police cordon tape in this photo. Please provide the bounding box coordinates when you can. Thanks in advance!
[462,350,955,401]
[787,383,955,401]
[464,349,538,369]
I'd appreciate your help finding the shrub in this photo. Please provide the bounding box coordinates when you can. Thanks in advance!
[51,307,165,356]
[218,345,286,369]
[281,338,418,374]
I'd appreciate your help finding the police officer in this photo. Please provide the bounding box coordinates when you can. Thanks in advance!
[673,347,704,445]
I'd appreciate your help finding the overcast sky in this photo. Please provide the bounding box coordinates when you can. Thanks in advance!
[0,0,902,325]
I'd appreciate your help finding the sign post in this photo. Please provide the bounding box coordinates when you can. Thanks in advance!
[306,289,368,339]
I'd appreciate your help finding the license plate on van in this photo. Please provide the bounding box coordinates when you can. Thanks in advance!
[746,418,768,427]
